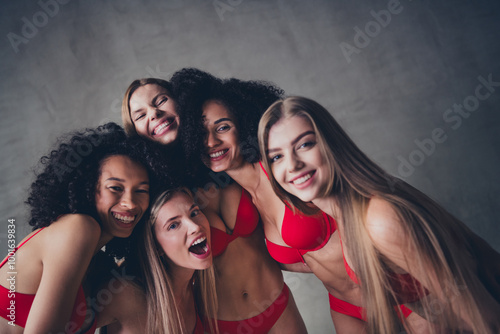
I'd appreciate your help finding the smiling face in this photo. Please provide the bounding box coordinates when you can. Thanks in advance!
[95,155,150,239]
[202,100,244,172]
[267,115,328,203]
[128,84,180,145]
[154,191,212,272]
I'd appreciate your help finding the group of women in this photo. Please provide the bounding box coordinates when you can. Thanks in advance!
[1,67,499,334]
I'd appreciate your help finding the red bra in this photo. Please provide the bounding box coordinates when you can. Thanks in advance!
[210,188,260,257]
[0,228,96,333]
[266,211,336,264]
[259,161,336,264]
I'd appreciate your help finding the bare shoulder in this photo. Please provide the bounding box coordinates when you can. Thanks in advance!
[365,196,407,254]
[51,213,101,234]
[41,214,101,253]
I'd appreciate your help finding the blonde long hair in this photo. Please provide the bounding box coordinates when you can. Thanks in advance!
[258,96,500,333]
[139,187,218,334]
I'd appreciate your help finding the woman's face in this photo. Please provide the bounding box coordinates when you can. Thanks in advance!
[202,100,244,172]
[154,191,212,272]
[129,84,180,145]
[95,155,150,239]
[266,115,328,203]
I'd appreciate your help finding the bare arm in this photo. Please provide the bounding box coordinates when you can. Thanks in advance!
[364,197,495,329]
[24,214,101,334]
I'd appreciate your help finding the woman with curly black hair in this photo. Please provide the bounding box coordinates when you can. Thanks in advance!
[168,68,309,334]
[0,123,151,334]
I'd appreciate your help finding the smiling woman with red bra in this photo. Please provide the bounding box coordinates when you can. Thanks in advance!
[258,96,500,333]
[0,123,152,334]
[169,68,383,334]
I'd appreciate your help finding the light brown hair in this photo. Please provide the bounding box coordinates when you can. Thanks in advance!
[259,96,499,333]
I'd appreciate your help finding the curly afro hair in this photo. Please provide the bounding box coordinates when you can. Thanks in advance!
[26,122,175,258]
[169,68,284,185]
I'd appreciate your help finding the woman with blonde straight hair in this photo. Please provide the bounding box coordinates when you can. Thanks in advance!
[140,187,218,334]
[258,96,500,333]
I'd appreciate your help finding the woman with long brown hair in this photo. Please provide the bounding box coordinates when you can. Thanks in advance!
[258,96,500,333]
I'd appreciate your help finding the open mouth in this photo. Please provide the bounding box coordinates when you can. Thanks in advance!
[209,149,228,160]
[189,236,209,256]
[112,212,136,225]
[152,118,175,136]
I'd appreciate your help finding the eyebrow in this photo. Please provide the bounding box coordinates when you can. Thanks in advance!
[267,130,315,154]
[152,93,168,106]
[105,177,149,185]
[214,118,233,125]
[164,203,197,225]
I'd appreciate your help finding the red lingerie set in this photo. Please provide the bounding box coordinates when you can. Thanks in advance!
[208,187,290,334]
[260,161,423,321]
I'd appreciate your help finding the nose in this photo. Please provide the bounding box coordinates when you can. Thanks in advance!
[120,191,138,210]
[286,152,304,173]
[205,131,221,148]
[186,218,202,235]
[148,107,164,121]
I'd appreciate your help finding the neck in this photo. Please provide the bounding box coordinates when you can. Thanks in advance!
[171,266,196,301]
[226,162,262,193]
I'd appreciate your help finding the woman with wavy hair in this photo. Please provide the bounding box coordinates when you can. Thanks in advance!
[258,96,500,333]
[0,123,152,334]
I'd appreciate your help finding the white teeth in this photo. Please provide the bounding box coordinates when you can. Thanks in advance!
[112,213,135,223]
[191,236,206,246]
[293,173,312,185]
[209,150,227,158]
[153,120,172,135]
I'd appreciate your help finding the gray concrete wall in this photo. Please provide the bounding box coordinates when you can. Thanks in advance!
[1,1,499,333]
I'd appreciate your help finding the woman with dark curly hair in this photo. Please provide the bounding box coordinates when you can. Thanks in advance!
[0,123,151,334]
[167,68,310,334]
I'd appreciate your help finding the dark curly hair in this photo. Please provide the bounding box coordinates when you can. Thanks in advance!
[26,122,170,258]
[169,68,284,185]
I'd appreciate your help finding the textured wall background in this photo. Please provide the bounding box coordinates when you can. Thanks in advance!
[1,0,499,332]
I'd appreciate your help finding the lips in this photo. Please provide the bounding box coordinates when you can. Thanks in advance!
[289,171,316,188]
[111,211,137,228]
[152,118,175,136]
[208,149,229,161]
[189,235,211,259]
